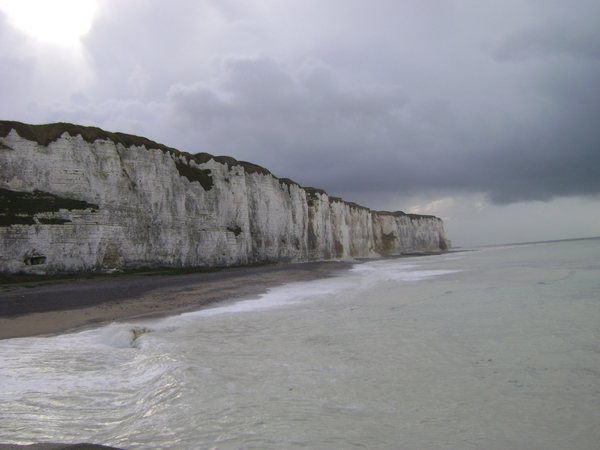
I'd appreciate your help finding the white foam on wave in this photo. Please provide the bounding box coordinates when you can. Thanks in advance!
[0,325,171,404]
[391,269,462,281]
[178,275,355,321]
[95,322,156,348]
[351,260,461,283]
[1,258,463,354]
[160,259,462,328]
[53,279,356,347]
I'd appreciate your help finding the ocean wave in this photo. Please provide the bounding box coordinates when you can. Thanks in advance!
[96,323,155,348]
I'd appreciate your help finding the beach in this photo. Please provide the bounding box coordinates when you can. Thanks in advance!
[0,261,352,340]
[0,260,350,450]
[1,240,599,448]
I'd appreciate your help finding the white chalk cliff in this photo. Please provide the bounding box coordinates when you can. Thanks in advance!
[0,121,447,273]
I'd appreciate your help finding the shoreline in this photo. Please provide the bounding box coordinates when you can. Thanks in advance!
[0,260,353,340]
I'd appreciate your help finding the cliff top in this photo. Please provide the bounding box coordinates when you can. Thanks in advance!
[0,120,437,221]
[0,120,178,153]
[0,120,277,178]
[372,210,442,221]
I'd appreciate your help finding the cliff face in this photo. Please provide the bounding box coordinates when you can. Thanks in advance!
[0,121,447,273]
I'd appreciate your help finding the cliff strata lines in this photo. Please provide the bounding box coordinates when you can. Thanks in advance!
[0,121,447,274]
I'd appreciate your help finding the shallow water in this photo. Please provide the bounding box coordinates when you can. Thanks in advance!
[1,238,599,449]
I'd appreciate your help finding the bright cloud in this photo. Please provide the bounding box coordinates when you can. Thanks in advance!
[0,0,98,46]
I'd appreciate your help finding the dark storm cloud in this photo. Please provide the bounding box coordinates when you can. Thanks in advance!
[166,54,410,162]
[491,22,600,62]
[1,0,599,206]
[164,47,600,204]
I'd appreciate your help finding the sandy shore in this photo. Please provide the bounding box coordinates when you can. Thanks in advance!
[0,261,352,340]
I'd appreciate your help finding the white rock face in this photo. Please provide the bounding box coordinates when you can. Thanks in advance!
[0,125,447,273]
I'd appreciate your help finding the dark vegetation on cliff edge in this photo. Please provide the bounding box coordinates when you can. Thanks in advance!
[0,121,434,220]
[372,210,442,221]
[0,121,276,191]
[0,187,98,227]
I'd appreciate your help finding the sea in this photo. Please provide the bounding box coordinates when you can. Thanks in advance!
[1,237,599,449]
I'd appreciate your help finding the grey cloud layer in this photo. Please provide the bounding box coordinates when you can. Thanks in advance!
[1,0,599,205]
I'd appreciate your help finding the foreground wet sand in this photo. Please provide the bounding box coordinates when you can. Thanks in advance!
[0,261,352,340]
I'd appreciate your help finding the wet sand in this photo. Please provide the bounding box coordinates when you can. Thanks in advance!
[0,261,352,340]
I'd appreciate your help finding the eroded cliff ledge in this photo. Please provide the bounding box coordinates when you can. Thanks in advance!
[0,121,448,274]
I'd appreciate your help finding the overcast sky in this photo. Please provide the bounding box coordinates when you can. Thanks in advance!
[1,0,599,247]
